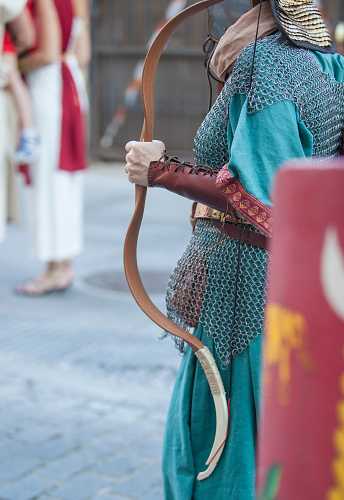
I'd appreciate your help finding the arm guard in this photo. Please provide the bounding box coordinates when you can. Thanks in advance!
[148,154,233,215]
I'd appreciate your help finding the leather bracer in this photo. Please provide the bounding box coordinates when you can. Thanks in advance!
[148,155,232,215]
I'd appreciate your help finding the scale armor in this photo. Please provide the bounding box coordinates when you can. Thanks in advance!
[165,33,344,368]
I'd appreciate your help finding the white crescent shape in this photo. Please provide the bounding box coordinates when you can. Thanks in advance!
[320,226,344,321]
[196,392,227,480]
[195,346,229,481]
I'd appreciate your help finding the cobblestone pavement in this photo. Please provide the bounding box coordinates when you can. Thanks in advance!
[0,163,193,500]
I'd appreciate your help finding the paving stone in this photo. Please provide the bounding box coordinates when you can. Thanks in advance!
[140,489,164,500]
[1,411,53,430]
[29,439,78,461]
[0,457,41,482]
[91,496,119,500]
[94,497,125,500]
[64,424,111,443]
[141,459,162,477]
[0,441,31,461]
[35,497,63,500]
[116,422,158,444]
[16,425,60,444]
[51,474,110,500]
[37,455,93,481]
[88,401,117,414]
[0,475,55,500]
[0,430,11,441]
[78,439,125,460]
[48,413,96,430]
[131,436,163,460]
[110,472,162,498]
[107,407,144,426]
[36,497,64,500]
[93,455,145,478]
[34,496,67,500]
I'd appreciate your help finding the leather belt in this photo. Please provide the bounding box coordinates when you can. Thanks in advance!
[192,203,270,250]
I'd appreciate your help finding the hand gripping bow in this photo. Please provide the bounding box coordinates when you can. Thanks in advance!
[123,0,227,481]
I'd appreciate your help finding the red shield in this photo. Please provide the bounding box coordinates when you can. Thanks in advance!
[257,158,344,500]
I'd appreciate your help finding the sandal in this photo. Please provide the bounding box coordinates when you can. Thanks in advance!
[15,265,73,296]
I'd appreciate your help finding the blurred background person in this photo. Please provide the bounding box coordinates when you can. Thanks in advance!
[0,1,35,245]
[16,0,91,296]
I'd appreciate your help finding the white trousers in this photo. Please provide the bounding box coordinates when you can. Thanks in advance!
[26,61,85,262]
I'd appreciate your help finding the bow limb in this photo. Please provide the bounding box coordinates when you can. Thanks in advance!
[123,0,227,480]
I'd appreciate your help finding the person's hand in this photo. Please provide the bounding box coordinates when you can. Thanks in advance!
[125,140,165,186]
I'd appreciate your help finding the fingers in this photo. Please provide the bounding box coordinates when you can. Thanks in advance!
[125,140,137,153]
[125,140,165,157]
[125,140,166,169]
[124,140,166,187]
[126,163,145,185]
[125,141,143,168]
[152,140,165,148]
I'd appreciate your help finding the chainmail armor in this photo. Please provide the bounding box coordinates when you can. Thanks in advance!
[166,33,344,368]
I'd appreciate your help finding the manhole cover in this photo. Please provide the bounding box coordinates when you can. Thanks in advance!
[84,271,171,294]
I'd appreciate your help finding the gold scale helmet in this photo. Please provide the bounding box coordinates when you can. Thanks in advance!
[268,0,335,53]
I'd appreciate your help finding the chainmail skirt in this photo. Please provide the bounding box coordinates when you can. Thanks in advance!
[166,219,269,369]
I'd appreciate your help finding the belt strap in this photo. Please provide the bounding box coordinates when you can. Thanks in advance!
[212,219,269,250]
[194,202,251,224]
[192,203,270,250]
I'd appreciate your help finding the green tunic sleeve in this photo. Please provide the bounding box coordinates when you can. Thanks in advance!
[227,95,313,208]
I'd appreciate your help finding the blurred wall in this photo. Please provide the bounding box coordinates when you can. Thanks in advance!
[322,0,344,55]
[89,0,344,162]
[90,0,212,161]
[323,0,344,30]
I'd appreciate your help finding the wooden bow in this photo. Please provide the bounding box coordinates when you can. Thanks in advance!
[123,0,227,480]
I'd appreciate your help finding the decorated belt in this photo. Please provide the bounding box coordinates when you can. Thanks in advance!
[192,203,270,250]
[194,203,251,224]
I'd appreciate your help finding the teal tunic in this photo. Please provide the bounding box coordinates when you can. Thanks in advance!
[162,47,344,499]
